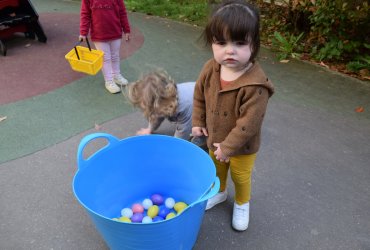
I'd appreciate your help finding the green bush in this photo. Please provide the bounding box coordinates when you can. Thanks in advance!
[263,0,370,77]
[124,0,370,78]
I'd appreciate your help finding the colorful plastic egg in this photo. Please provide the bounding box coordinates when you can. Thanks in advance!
[118,216,131,223]
[165,197,175,209]
[142,216,153,223]
[174,202,188,214]
[147,205,159,218]
[151,194,164,205]
[158,206,170,218]
[152,216,164,222]
[132,203,144,214]
[131,213,144,223]
[166,212,176,220]
[121,208,133,218]
[142,198,153,210]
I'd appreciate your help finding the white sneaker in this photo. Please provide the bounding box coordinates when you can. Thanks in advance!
[113,74,128,86]
[105,80,121,94]
[232,202,250,231]
[205,191,227,210]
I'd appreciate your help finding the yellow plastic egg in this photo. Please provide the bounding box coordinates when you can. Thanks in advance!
[147,205,159,218]
[174,202,188,214]
[118,216,131,222]
[166,212,176,220]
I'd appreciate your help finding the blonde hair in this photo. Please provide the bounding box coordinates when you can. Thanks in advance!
[125,70,178,120]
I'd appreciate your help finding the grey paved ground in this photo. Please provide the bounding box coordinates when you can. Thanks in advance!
[1,0,370,249]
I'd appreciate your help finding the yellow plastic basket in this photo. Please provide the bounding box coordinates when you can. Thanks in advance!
[65,39,104,75]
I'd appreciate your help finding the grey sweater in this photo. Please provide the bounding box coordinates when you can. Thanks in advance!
[149,82,195,140]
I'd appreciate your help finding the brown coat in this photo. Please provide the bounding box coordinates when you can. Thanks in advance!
[192,59,274,157]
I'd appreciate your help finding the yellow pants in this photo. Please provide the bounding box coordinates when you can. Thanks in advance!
[209,151,257,205]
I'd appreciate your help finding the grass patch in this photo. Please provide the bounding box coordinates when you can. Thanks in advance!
[125,0,210,26]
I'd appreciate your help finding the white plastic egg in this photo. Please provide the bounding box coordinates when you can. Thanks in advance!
[121,208,133,218]
[142,198,153,210]
[165,197,175,209]
[142,216,153,223]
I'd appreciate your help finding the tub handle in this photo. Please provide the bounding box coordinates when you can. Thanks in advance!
[189,177,220,208]
[77,133,120,170]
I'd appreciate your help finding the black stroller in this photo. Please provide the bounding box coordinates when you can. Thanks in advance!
[0,0,47,56]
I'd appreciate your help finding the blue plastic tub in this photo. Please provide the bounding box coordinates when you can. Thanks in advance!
[73,133,219,250]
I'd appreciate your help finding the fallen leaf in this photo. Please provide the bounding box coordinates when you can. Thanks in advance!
[355,106,364,113]
[280,59,289,63]
[320,61,329,68]
[359,69,369,77]
[0,116,7,122]
[94,123,102,131]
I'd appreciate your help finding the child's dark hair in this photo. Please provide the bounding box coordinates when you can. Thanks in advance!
[202,0,260,62]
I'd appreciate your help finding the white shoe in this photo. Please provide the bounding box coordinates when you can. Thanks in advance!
[105,80,121,94]
[232,202,249,231]
[206,191,227,210]
[113,74,128,86]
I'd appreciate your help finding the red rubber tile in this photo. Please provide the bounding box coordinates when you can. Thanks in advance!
[0,12,144,105]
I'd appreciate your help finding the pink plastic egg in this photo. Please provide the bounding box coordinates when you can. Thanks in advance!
[132,203,144,214]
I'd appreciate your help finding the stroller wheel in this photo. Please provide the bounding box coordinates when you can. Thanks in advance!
[0,40,7,56]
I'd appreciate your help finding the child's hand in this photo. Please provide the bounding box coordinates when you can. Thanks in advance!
[192,127,208,137]
[79,35,86,42]
[124,33,130,41]
[213,143,229,163]
[136,127,151,135]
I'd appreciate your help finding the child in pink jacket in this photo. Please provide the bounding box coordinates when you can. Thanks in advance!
[79,0,131,94]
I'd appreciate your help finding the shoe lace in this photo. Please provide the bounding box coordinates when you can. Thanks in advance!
[234,206,247,218]
[115,75,124,80]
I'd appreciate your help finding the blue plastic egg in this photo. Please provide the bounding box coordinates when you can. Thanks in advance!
[158,206,170,218]
[151,194,164,205]
[152,216,164,222]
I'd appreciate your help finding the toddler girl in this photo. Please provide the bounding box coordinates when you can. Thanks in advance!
[79,0,131,94]
[126,70,195,140]
[192,0,274,231]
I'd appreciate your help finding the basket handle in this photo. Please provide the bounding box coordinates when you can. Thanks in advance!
[189,177,220,208]
[77,133,120,171]
[74,37,92,60]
